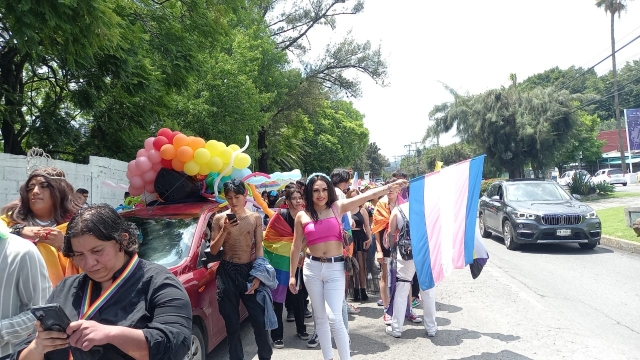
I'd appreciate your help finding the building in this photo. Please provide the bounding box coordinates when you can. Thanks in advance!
[597,129,640,172]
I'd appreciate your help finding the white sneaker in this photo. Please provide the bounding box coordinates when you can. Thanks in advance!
[385,326,401,338]
[427,329,437,337]
[383,313,392,325]
[407,310,422,323]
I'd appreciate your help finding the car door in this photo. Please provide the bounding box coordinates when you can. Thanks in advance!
[484,183,500,231]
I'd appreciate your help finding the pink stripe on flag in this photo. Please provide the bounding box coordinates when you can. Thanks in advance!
[450,161,470,269]
[423,171,444,284]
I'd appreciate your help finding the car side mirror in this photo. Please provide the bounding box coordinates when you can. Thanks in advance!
[202,247,223,265]
[491,196,501,202]
[572,194,582,200]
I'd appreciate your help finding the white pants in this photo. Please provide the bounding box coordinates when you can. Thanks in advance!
[304,258,351,360]
[391,255,437,334]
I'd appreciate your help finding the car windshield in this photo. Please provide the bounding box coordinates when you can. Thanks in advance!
[506,183,572,202]
[126,216,198,268]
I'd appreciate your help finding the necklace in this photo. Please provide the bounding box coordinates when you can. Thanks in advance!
[30,216,56,227]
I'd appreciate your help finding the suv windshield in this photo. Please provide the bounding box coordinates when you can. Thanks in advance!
[126,216,198,268]
[506,182,572,202]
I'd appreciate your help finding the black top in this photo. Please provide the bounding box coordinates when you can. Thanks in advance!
[352,210,364,228]
[21,258,192,360]
[280,209,295,231]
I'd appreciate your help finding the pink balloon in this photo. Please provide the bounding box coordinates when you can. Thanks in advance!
[126,169,132,180]
[129,175,144,189]
[144,137,156,152]
[147,150,162,164]
[152,162,162,172]
[129,185,144,197]
[144,182,156,194]
[137,149,149,159]
[142,170,157,183]
[128,160,140,176]
[135,157,153,173]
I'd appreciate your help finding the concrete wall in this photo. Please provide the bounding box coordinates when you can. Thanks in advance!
[0,154,129,208]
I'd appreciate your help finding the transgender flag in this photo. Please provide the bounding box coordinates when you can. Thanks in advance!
[409,155,487,291]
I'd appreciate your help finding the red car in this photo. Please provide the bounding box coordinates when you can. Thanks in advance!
[121,202,247,360]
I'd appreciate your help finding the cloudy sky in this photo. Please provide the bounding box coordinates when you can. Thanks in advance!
[305,0,640,160]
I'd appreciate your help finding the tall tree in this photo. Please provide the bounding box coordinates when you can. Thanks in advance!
[595,0,630,173]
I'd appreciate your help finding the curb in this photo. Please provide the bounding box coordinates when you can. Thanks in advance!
[600,235,640,253]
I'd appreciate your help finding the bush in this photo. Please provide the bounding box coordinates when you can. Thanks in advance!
[568,173,596,196]
[480,178,502,198]
[594,181,615,195]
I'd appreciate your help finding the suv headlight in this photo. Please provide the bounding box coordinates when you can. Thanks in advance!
[585,211,598,219]
[513,212,536,220]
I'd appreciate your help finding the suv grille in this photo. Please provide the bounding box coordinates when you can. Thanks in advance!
[541,214,582,226]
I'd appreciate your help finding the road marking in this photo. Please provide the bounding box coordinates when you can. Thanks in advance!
[485,266,544,310]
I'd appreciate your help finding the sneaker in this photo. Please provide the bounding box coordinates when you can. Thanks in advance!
[377,299,384,306]
[385,326,401,338]
[297,332,310,340]
[307,332,319,348]
[286,310,295,322]
[304,307,313,318]
[411,298,421,308]
[383,313,392,325]
[427,329,437,337]
[407,310,422,323]
[347,304,360,314]
[274,340,284,349]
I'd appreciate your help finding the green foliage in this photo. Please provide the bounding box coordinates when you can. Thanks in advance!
[568,173,596,196]
[595,181,616,194]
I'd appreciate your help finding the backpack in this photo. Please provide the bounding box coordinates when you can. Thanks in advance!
[397,207,413,261]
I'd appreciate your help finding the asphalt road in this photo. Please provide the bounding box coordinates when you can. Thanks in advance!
[208,237,640,360]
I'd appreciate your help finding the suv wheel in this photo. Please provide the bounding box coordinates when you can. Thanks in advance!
[578,242,597,250]
[479,213,492,238]
[185,326,205,360]
[502,220,520,250]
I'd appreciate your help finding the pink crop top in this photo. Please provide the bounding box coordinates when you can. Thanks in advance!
[303,217,342,246]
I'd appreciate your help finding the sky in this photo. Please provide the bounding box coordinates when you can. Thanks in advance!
[304,0,640,161]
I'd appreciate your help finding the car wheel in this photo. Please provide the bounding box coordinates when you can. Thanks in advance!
[502,220,520,250]
[579,242,597,250]
[623,183,628,186]
[479,213,492,238]
[185,326,205,360]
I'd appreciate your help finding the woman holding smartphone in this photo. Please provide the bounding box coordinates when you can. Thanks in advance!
[209,180,273,360]
[288,173,407,360]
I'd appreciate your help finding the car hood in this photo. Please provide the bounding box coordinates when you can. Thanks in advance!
[511,200,593,215]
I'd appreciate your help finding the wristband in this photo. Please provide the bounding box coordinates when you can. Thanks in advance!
[10,224,25,237]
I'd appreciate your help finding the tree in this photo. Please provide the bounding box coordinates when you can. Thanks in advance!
[595,0,630,173]
[361,142,389,179]
[553,112,605,174]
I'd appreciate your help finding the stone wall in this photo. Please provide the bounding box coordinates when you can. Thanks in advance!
[0,154,129,208]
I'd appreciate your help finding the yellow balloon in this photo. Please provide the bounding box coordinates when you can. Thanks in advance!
[198,164,211,176]
[208,156,223,173]
[184,160,200,176]
[206,141,225,157]
[205,140,219,152]
[228,144,241,152]
[233,153,251,169]
[220,164,232,176]
[219,147,233,163]
[193,148,211,165]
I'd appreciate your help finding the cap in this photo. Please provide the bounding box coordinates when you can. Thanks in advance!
[269,190,278,196]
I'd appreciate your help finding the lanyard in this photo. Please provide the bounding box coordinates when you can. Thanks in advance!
[68,254,139,359]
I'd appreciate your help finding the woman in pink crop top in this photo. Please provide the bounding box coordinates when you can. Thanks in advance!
[288,173,407,360]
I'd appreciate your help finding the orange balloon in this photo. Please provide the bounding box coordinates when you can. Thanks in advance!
[173,134,189,148]
[189,137,206,151]
[159,144,177,160]
[171,158,185,172]
[176,146,194,162]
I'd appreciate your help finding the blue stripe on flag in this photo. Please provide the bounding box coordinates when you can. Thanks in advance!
[409,175,435,290]
[464,155,486,265]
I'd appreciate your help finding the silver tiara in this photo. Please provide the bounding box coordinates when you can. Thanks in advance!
[25,148,66,179]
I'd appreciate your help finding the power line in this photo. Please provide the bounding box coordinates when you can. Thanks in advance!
[569,70,640,114]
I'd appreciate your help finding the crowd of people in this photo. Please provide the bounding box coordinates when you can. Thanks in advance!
[0,166,435,360]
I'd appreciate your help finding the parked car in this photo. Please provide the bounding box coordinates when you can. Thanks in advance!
[592,168,627,186]
[478,179,601,250]
[557,170,591,186]
[121,202,247,360]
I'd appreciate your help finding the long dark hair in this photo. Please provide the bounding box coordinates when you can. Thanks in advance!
[63,204,139,258]
[304,174,338,222]
[2,169,75,225]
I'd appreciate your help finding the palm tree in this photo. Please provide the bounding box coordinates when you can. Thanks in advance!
[595,0,630,173]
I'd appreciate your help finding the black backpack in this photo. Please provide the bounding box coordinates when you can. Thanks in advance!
[397,207,413,261]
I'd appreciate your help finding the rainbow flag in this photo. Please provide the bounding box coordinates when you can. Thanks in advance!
[263,211,293,303]
[409,155,487,290]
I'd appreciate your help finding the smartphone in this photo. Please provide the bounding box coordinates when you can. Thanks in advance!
[226,213,237,222]
[30,304,71,332]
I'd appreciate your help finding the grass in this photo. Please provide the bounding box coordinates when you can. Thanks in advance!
[581,191,640,202]
[598,206,640,243]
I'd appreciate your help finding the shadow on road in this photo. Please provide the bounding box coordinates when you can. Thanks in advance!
[449,350,533,360]
[487,236,614,255]
[349,332,391,356]
[400,327,520,346]
[437,302,463,313]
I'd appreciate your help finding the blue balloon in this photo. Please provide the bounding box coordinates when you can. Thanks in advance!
[217,175,233,190]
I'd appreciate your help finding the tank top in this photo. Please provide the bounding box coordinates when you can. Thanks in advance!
[303,217,342,246]
[352,210,364,228]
